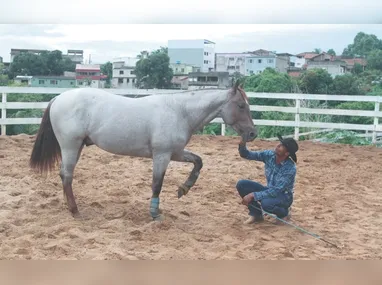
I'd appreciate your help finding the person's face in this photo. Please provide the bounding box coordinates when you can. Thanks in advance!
[275,143,289,158]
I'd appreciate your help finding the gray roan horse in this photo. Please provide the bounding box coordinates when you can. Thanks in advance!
[29,81,257,221]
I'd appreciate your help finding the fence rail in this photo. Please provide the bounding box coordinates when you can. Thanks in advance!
[1,87,381,143]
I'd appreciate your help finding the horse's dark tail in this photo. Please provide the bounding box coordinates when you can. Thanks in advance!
[30,99,61,174]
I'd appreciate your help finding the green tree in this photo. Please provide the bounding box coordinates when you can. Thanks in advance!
[313,48,322,54]
[8,50,76,79]
[298,68,333,94]
[352,63,364,75]
[327,49,336,56]
[244,68,294,93]
[331,74,364,95]
[342,32,382,57]
[135,47,173,89]
[101,61,113,87]
[366,49,382,70]
[9,53,48,78]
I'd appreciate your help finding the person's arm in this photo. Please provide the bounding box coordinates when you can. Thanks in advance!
[238,143,272,162]
[253,167,296,201]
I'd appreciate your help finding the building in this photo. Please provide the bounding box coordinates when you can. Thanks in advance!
[215,53,253,76]
[0,56,3,63]
[305,53,348,77]
[288,54,306,69]
[296,52,319,69]
[171,75,189,89]
[188,71,230,88]
[31,75,76,88]
[63,50,84,64]
[75,64,107,88]
[111,57,139,89]
[245,49,289,75]
[170,63,196,75]
[14,75,33,86]
[335,56,367,73]
[168,39,215,73]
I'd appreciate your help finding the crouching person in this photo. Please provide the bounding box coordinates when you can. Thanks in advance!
[236,134,298,224]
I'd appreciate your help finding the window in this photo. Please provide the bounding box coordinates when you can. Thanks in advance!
[131,70,135,75]
[118,78,123,84]
[249,59,253,63]
[229,57,234,60]
[268,59,274,64]
[50,80,57,85]
[204,52,209,56]
[236,66,240,69]
[181,68,184,72]
[39,80,44,84]
[258,59,262,63]
[119,70,124,75]
[127,78,130,83]
[132,79,135,83]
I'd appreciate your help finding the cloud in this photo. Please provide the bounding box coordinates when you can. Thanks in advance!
[1,24,382,63]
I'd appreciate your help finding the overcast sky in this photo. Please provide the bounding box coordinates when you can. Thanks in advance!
[1,24,382,64]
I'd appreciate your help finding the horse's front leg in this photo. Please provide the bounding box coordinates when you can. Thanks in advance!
[172,149,203,198]
[150,152,171,221]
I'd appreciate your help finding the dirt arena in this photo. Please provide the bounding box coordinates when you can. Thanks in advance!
[1,134,381,260]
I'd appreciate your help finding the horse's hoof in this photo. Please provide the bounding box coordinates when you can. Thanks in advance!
[153,214,165,222]
[71,210,83,220]
[177,185,189,198]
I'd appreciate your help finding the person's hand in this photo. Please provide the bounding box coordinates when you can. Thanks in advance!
[239,138,246,146]
[242,193,255,206]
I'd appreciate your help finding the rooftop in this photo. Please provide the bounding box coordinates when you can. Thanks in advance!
[75,64,101,70]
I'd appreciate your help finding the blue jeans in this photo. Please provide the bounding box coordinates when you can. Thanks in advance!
[236,179,293,219]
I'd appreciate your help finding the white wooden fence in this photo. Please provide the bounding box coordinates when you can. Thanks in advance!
[1,87,381,143]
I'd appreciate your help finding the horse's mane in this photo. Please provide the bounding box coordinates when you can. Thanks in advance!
[238,87,249,103]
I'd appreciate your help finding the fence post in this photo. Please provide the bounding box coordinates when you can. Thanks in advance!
[221,123,226,136]
[294,99,300,140]
[372,101,380,144]
[1,93,6,136]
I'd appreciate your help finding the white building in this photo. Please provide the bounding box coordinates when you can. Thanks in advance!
[289,55,306,69]
[215,53,253,75]
[168,39,215,73]
[111,57,139,89]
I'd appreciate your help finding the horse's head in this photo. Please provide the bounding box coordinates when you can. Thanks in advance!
[220,80,257,142]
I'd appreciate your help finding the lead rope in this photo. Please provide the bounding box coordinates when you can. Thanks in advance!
[248,203,342,249]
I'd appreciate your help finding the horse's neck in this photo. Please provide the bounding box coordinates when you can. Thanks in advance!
[175,90,229,132]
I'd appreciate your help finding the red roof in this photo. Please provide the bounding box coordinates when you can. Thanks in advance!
[297,52,319,59]
[76,75,107,80]
[288,71,302,77]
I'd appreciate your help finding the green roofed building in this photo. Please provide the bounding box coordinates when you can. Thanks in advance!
[31,75,76,88]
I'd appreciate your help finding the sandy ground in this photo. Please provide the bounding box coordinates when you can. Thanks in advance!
[1,134,382,260]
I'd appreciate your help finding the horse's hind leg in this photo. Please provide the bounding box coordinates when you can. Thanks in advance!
[172,150,203,198]
[59,139,84,217]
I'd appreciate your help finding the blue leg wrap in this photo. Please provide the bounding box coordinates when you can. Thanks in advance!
[150,197,160,218]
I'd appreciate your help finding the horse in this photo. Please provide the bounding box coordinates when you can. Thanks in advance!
[29,81,257,221]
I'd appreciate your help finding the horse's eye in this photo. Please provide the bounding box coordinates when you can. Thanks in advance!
[238,103,245,109]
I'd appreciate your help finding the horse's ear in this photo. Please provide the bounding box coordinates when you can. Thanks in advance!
[232,80,240,93]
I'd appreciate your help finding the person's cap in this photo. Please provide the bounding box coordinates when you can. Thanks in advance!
[277,134,299,163]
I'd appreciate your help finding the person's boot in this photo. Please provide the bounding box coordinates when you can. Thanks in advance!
[244,215,264,224]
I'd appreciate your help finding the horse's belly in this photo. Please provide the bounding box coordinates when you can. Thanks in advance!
[90,132,152,158]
